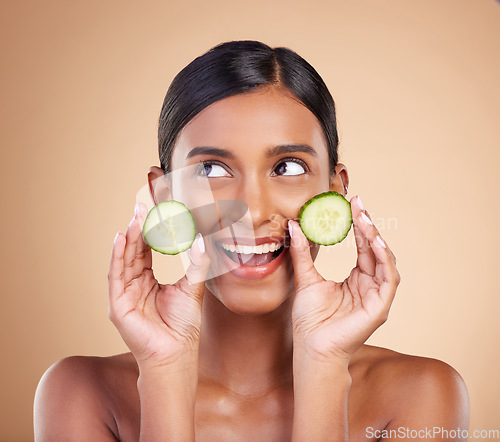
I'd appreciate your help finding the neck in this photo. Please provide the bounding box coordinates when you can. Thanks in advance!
[198,289,294,398]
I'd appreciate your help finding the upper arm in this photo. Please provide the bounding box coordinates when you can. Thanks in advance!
[34,356,118,441]
[383,358,470,441]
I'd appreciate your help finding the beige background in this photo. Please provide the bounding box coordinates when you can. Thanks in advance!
[1,0,499,440]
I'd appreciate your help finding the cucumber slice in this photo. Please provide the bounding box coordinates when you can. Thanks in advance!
[298,191,352,245]
[142,201,196,255]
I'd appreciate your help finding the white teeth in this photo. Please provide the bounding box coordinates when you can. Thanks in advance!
[221,242,282,254]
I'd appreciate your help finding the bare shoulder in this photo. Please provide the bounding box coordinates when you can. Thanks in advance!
[34,352,138,441]
[352,344,469,397]
[350,345,470,437]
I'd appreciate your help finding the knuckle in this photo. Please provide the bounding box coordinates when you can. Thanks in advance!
[201,252,211,266]
[296,280,313,292]
[124,259,134,269]
[108,269,123,282]
[188,260,203,272]
[135,250,147,260]
[296,272,322,292]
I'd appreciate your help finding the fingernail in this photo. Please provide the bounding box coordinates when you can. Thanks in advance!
[288,220,294,238]
[134,202,140,216]
[114,232,121,243]
[376,235,386,248]
[357,196,364,211]
[197,233,205,253]
[361,211,373,225]
[129,215,136,228]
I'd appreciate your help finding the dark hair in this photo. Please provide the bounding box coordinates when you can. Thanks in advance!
[158,40,339,176]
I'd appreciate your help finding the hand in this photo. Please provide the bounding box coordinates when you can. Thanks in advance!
[107,202,211,371]
[288,195,400,363]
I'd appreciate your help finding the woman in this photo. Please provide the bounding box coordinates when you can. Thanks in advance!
[34,40,469,441]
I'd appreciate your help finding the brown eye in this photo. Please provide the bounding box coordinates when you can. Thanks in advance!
[274,160,306,176]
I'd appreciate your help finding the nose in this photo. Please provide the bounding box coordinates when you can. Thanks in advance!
[233,177,276,232]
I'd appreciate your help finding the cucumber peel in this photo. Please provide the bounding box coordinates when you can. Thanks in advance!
[298,191,352,245]
[142,201,196,255]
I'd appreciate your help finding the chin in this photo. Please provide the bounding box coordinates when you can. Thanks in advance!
[204,257,295,316]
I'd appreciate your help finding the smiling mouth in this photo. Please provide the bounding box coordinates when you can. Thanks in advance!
[216,244,285,267]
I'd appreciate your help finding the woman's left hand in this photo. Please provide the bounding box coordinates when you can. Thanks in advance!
[288,195,401,364]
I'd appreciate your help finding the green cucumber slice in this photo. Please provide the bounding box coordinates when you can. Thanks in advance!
[298,191,352,245]
[142,201,196,255]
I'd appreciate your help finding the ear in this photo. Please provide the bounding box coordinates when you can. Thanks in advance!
[147,166,172,205]
[329,163,349,197]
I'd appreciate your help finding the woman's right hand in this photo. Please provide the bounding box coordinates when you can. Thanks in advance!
[107,202,211,372]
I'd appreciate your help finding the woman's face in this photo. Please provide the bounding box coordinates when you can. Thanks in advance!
[152,85,348,315]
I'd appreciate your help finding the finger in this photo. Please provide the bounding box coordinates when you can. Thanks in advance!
[351,196,376,277]
[287,219,323,291]
[177,233,211,303]
[370,233,401,307]
[108,231,125,317]
[352,196,398,273]
[132,202,152,275]
[123,214,141,284]
[359,211,397,266]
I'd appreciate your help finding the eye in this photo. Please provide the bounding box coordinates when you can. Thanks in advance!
[274,158,307,176]
[198,160,231,178]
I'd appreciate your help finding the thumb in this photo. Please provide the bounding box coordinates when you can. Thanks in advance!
[178,233,211,301]
[288,220,323,291]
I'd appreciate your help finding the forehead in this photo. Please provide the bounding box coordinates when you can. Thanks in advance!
[172,86,328,162]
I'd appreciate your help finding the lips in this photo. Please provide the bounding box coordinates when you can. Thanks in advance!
[220,243,284,267]
[212,240,288,280]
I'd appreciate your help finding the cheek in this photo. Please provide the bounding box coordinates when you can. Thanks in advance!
[276,177,329,207]
[269,183,327,233]
[172,182,225,237]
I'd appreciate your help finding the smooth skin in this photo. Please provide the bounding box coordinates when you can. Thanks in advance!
[34,85,469,441]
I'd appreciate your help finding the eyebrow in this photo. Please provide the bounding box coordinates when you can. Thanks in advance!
[186,144,319,160]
